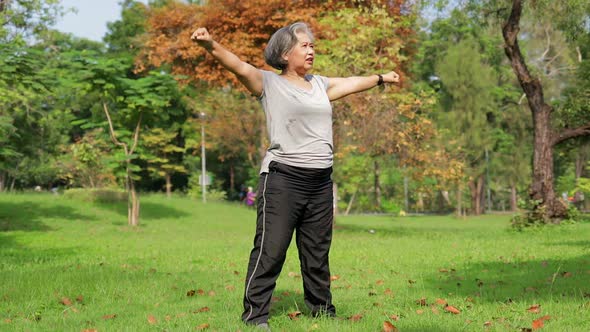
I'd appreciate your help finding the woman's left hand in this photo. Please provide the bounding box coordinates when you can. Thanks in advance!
[382,71,400,84]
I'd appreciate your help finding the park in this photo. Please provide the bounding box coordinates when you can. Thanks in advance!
[2,0,590,331]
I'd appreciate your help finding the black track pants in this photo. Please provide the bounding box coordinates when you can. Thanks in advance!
[242,161,336,324]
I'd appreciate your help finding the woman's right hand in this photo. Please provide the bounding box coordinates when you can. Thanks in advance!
[191,27,213,50]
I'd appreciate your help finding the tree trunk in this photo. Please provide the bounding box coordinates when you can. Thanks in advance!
[468,175,485,215]
[456,183,462,217]
[0,172,5,192]
[510,183,518,212]
[128,175,139,227]
[165,173,172,198]
[374,159,381,209]
[345,191,356,216]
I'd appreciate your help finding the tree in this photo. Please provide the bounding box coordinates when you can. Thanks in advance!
[435,37,497,215]
[141,127,186,197]
[73,53,182,226]
[501,0,590,221]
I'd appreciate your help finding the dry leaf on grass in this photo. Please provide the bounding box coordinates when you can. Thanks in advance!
[102,314,117,320]
[195,323,210,330]
[444,305,460,314]
[147,315,157,324]
[287,311,302,320]
[527,304,541,313]
[349,313,363,322]
[382,320,398,332]
[60,297,73,306]
[532,315,551,330]
[193,307,210,313]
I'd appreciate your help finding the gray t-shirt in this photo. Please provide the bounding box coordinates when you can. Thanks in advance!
[259,70,333,173]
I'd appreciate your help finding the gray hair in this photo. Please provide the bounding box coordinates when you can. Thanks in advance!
[264,22,315,71]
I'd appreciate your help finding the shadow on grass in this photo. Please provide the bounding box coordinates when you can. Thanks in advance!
[422,254,590,304]
[334,223,476,238]
[98,201,189,225]
[269,288,307,316]
[0,201,97,232]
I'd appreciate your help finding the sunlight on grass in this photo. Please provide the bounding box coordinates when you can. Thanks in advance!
[1,194,589,331]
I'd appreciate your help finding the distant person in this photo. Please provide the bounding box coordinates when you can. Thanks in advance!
[245,186,256,207]
[192,22,399,329]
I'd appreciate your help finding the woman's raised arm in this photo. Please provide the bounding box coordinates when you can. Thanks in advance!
[326,71,400,101]
[191,28,263,96]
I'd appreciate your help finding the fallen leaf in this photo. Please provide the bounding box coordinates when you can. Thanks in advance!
[435,298,447,305]
[166,315,172,321]
[376,280,384,285]
[193,307,210,313]
[416,298,427,306]
[431,307,440,314]
[195,323,210,330]
[382,320,398,332]
[389,314,400,321]
[197,289,205,295]
[532,315,551,330]
[444,305,460,314]
[288,272,300,278]
[408,280,416,284]
[527,304,541,313]
[225,285,235,291]
[330,275,340,281]
[439,268,449,273]
[208,291,216,297]
[82,329,98,332]
[271,296,281,303]
[281,291,290,296]
[4,318,12,323]
[416,309,424,315]
[484,321,492,327]
[102,314,117,320]
[561,271,572,278]
[60,297,73,306]
[187,290,196,297]
[349,313,363,322]
[233,270,240,275]
[76,295,84,303]
[373,302,382,307]
[288,311,302,320]
[147,315,157,325]
[384,288,394,296]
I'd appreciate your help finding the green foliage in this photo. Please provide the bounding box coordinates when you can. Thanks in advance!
[511,199,580,230]
[0,0,64,46]
[63,188,126,203]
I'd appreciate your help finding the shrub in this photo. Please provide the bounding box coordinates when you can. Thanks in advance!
[63,188,126,204]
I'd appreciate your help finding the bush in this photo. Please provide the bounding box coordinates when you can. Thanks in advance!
[63,188,126,204]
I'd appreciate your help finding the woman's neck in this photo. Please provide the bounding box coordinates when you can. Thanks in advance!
[281,69,307,81]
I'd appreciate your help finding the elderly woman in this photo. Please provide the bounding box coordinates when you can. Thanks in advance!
[192,22,399,329]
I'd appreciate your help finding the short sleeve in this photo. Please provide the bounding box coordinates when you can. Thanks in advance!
[316,75,330,91]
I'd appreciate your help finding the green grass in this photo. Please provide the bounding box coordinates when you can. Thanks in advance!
[1,193,589,331]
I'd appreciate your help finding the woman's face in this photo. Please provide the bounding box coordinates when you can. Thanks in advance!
[283,32,314,72]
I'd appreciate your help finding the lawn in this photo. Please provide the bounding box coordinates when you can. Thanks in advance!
[0,193,589,331]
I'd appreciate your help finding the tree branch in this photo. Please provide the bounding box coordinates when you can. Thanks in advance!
[102,102,127,149]
[501,0,551,114]
[554,123,590,145]
[129,112,143,155]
